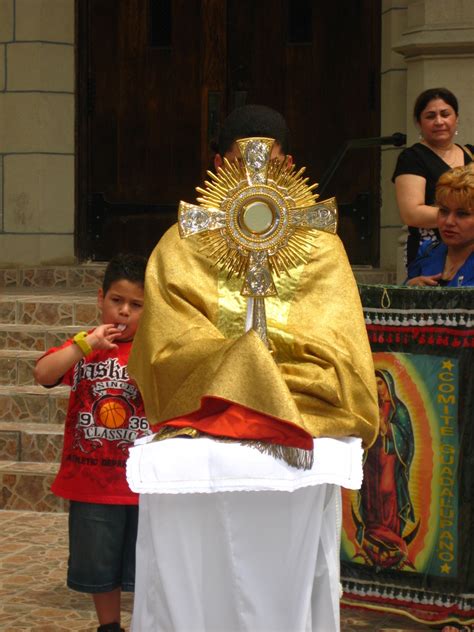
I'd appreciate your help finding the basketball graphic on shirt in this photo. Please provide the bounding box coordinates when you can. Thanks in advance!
[98,399,128,428]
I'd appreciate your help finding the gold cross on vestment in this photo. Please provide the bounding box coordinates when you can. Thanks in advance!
[178,137,338,346]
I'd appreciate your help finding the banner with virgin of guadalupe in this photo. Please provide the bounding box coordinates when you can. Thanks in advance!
[341,285,474,627]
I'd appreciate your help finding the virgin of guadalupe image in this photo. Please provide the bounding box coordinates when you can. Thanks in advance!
[352,369,419,569]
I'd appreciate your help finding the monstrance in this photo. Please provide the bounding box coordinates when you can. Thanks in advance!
[178,137,338,346]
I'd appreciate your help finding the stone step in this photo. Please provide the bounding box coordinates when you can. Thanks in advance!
[0,263,397,289]
[352,267,397,285]
[0,264,106,289]
[0,384,69,425]
[0,323,84,352]
[0,349,42,385]
[0,421,64,462]
[0,459,66,512]
[0,287,99,326]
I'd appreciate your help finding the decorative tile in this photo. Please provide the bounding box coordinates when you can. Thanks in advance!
[21,430,63,463]
[45,330,74,350]
[74,302,100,327]
[20,268,68,288]
[0,269,19,287]
[48,391,69,425]
[68,266,105,288]
[0,357,16,385]
[0,469,65,511]
[0,510,133,629]
[0,328,46,351]
[17,358,36,386]
[0,390,50,423]
[18,301,73,326]
[0,301,16,324]
[0,430,20,460]
[0,326,77,352]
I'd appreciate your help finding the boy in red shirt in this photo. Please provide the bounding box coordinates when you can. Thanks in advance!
[35,254,154,632]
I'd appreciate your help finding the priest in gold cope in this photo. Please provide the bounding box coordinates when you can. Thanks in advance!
[128,105,379,632]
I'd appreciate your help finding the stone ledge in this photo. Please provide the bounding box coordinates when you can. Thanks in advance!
[0,349,41,386]
[0,264,398,288]
[0,384,69,395]
[0,323,84,351]
[0,384,69,425]
[0,421,63,462]
[353,268,397,285]
[0,291,99,327]
[0,459,59,474]
[0,459,66,512]
[0,264,106,288]
[394,28,474,58]
[0,233,75,267]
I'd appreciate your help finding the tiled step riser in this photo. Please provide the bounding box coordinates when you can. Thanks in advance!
[24,431,63,461]
[0,265,396,289]
[0,328,79,352]
[0,356,37,386]
[0,299,99,327]
[0,265,105,514]
[0,469,67,512]
[0,392,68,425]
[0,266,105,289]
[0,429,63,462]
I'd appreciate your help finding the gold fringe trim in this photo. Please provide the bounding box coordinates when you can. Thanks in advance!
[152,426,314,471]
[231,439,314,470]
[152,426,200,442]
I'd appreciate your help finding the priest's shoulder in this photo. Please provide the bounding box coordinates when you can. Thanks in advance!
[309,230,349,260]
[149,223,199,257]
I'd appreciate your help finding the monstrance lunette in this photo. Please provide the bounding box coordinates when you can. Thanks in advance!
[178,137,338,346]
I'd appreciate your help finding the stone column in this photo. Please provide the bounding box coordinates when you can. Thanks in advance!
[380,0,408,279]
[395,0,474,146]
[0,0,75,266]
[392,0,474,280]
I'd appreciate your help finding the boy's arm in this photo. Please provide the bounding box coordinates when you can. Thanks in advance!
[34,324,121,386]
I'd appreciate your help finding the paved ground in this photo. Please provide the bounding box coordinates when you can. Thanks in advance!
[0,509,437,631]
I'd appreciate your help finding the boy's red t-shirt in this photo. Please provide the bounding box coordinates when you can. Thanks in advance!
[45,339,154,505]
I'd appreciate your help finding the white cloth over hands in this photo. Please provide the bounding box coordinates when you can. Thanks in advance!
[128,438,362,632]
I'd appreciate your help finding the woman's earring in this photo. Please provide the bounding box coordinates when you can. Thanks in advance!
[455,129,459,136]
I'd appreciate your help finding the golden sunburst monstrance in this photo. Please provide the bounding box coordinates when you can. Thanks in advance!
[178,137,338,345]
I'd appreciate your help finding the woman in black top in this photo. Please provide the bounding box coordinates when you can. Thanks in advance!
[392,87,473,267]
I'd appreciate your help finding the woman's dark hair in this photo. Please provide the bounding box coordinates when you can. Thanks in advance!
[413,87,459,122]
[102,253,147,295]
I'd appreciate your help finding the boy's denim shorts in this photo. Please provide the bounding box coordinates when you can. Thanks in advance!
[67,501,138,594]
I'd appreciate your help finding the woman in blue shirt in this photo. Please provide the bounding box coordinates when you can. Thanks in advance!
[406,163,474,287]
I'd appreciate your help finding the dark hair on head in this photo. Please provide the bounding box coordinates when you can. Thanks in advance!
[102,253,147,295]
[217,104,290,155]
[413,87,459,122]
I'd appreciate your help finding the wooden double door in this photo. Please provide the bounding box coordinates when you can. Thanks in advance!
[77,0,381,264]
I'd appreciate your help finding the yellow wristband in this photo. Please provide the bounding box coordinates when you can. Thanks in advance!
[73,331,93,356]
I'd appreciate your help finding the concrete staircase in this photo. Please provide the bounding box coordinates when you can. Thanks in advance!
[0,265,105,512]
[0,263,395,513]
